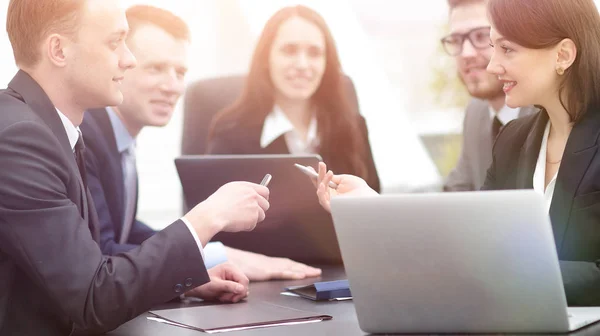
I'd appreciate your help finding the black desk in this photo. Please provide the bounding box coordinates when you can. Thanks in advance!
[108,266,600,336]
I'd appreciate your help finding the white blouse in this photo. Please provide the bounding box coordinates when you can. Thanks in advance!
[260,105,319,154]
[532,121,559,213]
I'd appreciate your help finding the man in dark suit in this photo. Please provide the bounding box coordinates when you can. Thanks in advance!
[81,5,321,281]
[442,0,536,191]
[0,1,270,334]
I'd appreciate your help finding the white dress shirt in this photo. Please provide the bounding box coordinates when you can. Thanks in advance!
[488,105,521,125]
[260,105,319,154]
[533,121,558,212]
[55,108,80,151]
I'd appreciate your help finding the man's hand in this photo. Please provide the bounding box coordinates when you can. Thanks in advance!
[185,262,249,303]
[184,182,270,245]
[226,247,322,281]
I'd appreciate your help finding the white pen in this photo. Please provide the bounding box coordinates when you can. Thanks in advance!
[294,163,338,189]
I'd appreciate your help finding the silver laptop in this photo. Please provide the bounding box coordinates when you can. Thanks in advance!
[330,190,600,334]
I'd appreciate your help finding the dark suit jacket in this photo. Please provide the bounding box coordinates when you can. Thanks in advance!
[0,70,208,335]
[483,108,600,306]
[444,99,536,191]
[81,108,155,255]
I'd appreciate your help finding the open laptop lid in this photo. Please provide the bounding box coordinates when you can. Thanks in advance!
[175,154,342,264]
[330,190,570,333]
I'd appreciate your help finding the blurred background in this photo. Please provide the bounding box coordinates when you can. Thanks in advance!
[3,0,578,229]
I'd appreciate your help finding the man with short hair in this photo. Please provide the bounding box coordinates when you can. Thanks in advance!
[82,4,322,281]
[442,0,536,191]
[0,0,269,334]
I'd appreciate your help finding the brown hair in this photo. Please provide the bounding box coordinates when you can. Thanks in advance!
[126,5,190,42]
[488,0,600,122]
[6,0,84,68]
[447,0,486,11]
[208,5,369,180]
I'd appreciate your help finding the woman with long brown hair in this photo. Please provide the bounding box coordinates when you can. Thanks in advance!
[207,5,380,192]
[315,0,600,306]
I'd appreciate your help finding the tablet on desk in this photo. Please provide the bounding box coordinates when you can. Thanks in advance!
[175,154,343,264]
[148,301,332,333]
[284,280,352,301]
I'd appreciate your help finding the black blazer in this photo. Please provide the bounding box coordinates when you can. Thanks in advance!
[483,108,600,306]
[81,108,155,255]
[0,71,208,335]
[206,115,381,193]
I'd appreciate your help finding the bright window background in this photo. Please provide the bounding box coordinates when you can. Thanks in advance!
[2,1,599,229]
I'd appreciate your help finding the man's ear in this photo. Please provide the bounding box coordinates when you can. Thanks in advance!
[45,34,70,68]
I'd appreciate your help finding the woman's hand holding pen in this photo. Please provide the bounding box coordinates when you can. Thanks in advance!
[314,162,378,213]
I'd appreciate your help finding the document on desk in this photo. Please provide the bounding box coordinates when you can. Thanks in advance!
[147,300,332,333]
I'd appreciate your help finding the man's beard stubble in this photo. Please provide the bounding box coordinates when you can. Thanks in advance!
[459,71,504,101]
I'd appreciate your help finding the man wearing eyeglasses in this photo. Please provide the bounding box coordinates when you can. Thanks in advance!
[441,0,536,191]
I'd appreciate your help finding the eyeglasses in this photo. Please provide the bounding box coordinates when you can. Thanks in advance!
[440,26,491,56]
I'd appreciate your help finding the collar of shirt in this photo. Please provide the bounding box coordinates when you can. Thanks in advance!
[488,104,521,125]
[259,105,318,151]
[55,108,80,151]
[533,121,558,213]
[106,106,136,153]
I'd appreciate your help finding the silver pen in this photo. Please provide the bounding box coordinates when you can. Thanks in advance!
[260,174,272,187]
[294,164,338,190]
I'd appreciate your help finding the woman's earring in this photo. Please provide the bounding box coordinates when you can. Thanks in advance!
[556,66,565,76]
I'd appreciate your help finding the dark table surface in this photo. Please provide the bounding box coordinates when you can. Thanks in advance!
[107,266,600,336]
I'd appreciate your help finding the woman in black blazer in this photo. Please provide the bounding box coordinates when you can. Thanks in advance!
[206,5,380,192]
[314,0,600,306]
